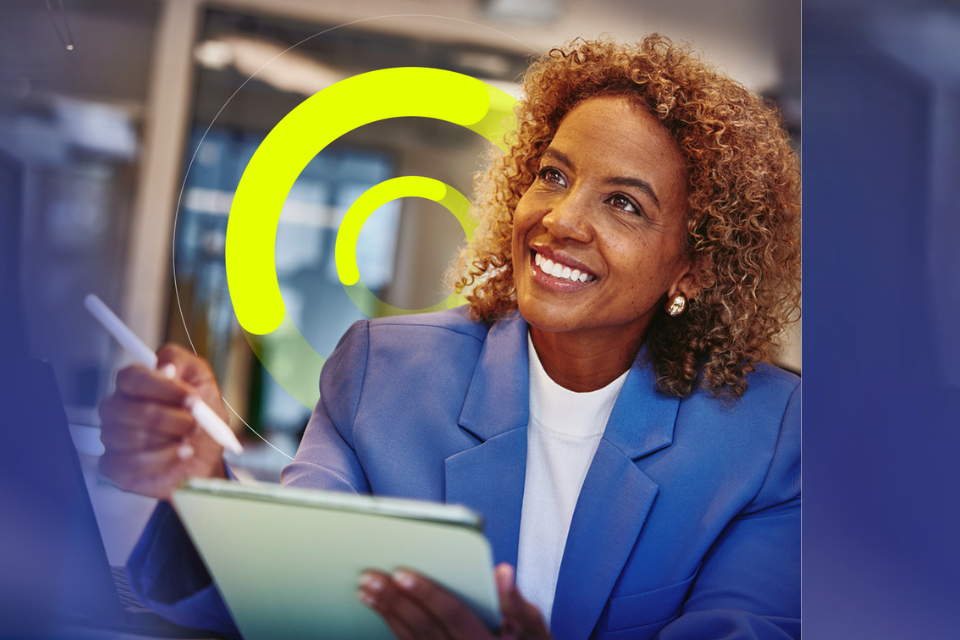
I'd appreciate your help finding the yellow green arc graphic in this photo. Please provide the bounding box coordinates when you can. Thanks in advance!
[225,67,516,408]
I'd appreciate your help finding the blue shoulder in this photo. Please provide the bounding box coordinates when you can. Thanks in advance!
[368,306,492,343]
[749,362,801,394]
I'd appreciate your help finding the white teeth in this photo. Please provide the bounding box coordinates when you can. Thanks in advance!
[535,251,593,283]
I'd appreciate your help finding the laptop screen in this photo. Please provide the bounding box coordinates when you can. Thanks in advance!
[0,359,124,633]
[0,148,29,360]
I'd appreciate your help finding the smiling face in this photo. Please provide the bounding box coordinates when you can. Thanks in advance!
[512,95,698,354]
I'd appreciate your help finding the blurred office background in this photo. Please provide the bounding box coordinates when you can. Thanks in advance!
[8,1,960,637]
[0,0,801,480]
[0,1,800,591]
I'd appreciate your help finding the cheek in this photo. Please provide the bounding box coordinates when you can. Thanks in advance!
[511,201,537,250]
[611,251,671,300]
[511,223,525,258]
[511,229,528,276]
[513,197,535,229]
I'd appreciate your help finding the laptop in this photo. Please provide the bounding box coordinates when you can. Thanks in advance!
[0,357,216,638]
[0,147,28,360]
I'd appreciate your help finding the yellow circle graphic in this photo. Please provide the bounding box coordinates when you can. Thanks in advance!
[336,176,476,316]
[225,67,516,408]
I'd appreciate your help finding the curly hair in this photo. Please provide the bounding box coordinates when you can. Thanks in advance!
[451,35,801,398]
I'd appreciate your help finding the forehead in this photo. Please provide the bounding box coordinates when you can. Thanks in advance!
[549,95,687,191]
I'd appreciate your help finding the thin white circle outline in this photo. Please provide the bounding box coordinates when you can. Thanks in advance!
[171,13,541,459]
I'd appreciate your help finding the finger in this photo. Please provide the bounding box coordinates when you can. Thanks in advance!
[358,571,429,640]
[157,344,230,423]
[157,343,218,389]
[496,564,550,637]
[390,568,493,638]
[98,446,181,488]
[496,564,521,616]
[99,420,179,452]
[98,445,198,501]
[114,364,196,406]
[99,394,196,444]
[178,425,226,476]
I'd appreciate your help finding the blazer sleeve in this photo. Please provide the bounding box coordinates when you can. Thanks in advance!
[126,319,374,635]
[655,381,801,640]
[126,501,239,638]
[281,319,372,492]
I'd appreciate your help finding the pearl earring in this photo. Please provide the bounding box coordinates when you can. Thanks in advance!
[665,292,687,317]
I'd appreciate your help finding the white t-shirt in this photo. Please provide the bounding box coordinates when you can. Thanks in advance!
[516,333,629,628]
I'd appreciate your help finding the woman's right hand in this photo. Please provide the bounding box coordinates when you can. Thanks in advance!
[98,343,231,501]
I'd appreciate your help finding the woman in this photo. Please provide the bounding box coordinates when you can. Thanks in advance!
[100,35,800,640]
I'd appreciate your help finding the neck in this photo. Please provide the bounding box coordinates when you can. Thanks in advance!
[529,325,645,392]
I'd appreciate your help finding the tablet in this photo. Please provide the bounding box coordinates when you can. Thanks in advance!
[172,478,499,639]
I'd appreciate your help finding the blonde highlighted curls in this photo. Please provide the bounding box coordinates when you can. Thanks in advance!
[451,35,801,398]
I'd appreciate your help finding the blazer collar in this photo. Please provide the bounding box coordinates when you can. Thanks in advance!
[458,314,680,460]
[446,313,530,568]
[604,352,680,460]
[457,312,530,441]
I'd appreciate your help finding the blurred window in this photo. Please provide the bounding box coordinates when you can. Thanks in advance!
[172,125,396,439]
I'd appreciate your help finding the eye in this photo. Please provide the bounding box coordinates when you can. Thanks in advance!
[537,166,566,186]
[606,193,642,215]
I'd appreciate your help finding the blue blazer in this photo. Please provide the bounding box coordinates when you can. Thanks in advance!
[130,307,800,640]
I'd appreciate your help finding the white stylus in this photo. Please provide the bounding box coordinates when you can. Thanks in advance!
[84,294,244,456]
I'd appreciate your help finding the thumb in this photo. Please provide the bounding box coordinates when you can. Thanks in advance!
[496,563,518,606]
[496,564,550,637]
[156,343,227,420]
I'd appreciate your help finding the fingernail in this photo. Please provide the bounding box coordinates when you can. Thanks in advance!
[183,395,197,409]
[357,589,376,607]
[496,564,514,593]
[359,572,384,592]
[162,363,177,379]
[392,570,416,590]
[177,442,194,460]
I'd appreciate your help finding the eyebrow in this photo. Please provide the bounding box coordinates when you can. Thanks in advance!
[541,147,661,208]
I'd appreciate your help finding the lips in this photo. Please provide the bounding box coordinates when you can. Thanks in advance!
[532,250,597,283]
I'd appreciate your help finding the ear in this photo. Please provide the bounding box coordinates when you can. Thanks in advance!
[668,253,703,301]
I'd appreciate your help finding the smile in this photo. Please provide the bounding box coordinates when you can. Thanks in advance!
[533,251,597,283]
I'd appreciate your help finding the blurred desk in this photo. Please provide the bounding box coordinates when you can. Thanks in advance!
[69,423,299,564]
[53,627,218,640]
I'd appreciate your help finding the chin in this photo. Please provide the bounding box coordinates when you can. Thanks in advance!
[516,300,578,334]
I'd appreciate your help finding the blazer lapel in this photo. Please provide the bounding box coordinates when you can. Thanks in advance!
[550,360,681,640]
[445,313,530,567]
[445,429,527,568]
[443,319,681,639]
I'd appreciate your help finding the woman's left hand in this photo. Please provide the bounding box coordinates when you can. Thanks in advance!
[358,563,552,640]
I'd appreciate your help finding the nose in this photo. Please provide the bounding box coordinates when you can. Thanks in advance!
[541,192,593,243]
